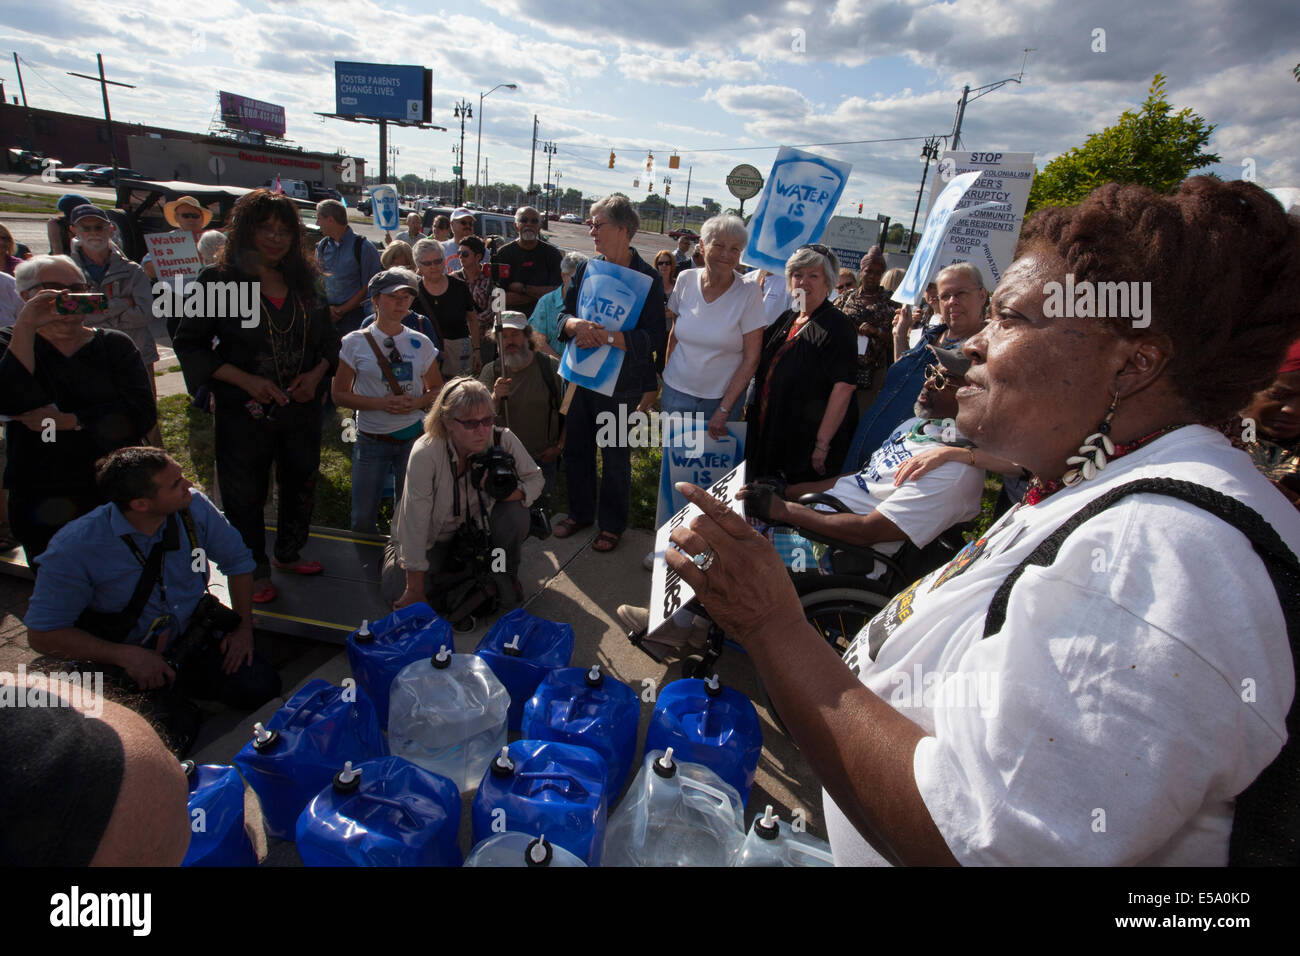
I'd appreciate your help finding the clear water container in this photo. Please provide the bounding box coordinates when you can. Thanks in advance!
[464,832,588,868]
[388,646,510,792]
[733,805,835,867]
[603,748,746,867]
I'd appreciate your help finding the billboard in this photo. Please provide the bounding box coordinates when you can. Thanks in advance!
[334,62,432,122]
[219,91,286,138]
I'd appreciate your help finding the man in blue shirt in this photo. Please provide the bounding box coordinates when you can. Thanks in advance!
[25,447,280,754]
[315,199,382,335]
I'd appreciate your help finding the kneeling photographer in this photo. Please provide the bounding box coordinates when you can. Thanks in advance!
[23,447,281,755]
[383,377,544,626]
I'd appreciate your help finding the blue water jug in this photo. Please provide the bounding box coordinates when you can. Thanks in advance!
[295,757,462,867]
[475,609,575,730]
[180,761,257,867]
[643,675,762,803]
[464,832,587,867]
[522,664,640,795]
[346,603,453,728]
[232,679,387,841]
[471,740,609,866]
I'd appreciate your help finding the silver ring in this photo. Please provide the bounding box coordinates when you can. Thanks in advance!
[692,549,716,572]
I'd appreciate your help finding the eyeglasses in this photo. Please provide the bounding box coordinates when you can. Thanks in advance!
[924,365,961,390]
[418,258,444,266]
[31,282,92,293]
[256,225,295,240]
[453,415,496,430]
[177,211,203,220]
[656,260,672,268]
[800,243,832,258]
[836,282,853,292]
[517,217,540,224]
[587,219,611,233]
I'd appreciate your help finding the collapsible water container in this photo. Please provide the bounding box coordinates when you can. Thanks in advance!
[464,832,587,868]
[471,740,609,866]
[232,679,387,840]
[295,757,462,867]
[643,675,762,803]
[180,761,257,867]
[346,603,454,729]
[733,805,835,867]
[604,748,746,867]
[522,664,640,795]
[388,646,510,792]
[475,609,575,730]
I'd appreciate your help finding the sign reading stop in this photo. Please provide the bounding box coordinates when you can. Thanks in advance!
[726,164,764,200]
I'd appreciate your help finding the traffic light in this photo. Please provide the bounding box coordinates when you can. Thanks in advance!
[645,152,654,174]
[665,184,670,195]
[858,202,863,214]
[608,150,615,168]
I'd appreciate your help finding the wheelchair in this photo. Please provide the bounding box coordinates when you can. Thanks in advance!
[628,491,972,683]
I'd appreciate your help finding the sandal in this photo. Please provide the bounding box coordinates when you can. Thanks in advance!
[272,559,324,575]
[592,530,621,553]
[551,517,592,539]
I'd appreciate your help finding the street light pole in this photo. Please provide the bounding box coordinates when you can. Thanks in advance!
[475,82,517,204]
[542,141,556,217]
[452,99,472,206]
[906,136,941,254]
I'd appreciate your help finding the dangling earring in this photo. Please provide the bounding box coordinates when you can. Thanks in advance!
[1063,389,1120,486]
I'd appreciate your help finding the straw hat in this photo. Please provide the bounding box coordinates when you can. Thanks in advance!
[163,195,213,229]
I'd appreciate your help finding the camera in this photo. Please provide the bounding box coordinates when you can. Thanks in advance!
[468,446,519,500]
[166,594,243,673]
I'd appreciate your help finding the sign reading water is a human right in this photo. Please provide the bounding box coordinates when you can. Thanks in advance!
[559,258,655,396]
[892,170,1003,307]
[649,461,747,638]
[924,151,1035,292]
[655,420,746,526]
[144,232,202,281]
[743,147,853,276]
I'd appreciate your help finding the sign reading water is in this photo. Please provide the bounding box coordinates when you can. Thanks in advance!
[743,147,853,276]
[559,258,654,396]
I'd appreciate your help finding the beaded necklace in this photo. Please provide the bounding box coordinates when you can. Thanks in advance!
[1023,423,1187,506]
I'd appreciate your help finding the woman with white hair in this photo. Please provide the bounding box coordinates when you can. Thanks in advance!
[196,230,227,266]
[662,214,766,439]
[744,243,858,482]
[531,251,585,359]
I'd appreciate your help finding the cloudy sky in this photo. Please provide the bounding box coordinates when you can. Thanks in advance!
[3,0,1296,224]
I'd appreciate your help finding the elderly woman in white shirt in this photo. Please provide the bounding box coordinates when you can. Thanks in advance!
[382,377,543,616]
[662,214,767,439]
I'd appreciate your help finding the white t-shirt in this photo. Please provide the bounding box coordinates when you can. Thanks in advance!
[0,271,21,328]
[665,269,767,399]
[826,417,985,558]
[742,268,790,326]
[824,425,1298,866]
[339,325,439,435]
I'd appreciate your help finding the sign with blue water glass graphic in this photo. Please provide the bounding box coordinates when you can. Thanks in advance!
[335,62,430,122]
[742,147,852,275]
[369,184,400,232]
[559,258,654,396]
[655,421,746,526]
[893,170,1010,307]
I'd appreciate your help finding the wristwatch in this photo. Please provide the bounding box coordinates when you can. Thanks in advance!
[607,333,615,345]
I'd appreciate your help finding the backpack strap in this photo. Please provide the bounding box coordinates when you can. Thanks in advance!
[981,476,1300,866]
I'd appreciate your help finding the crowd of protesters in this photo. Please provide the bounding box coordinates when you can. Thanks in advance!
[4,174,1300,870]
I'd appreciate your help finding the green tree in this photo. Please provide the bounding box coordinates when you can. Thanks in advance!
[1027,74,1220,213]
[886,222,905,245]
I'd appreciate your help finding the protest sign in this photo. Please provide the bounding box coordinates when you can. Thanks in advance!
[648,462,747,637]
[924,151,1035,290]
[558,258,655,396]
[369,184,400,232]
[892,170,1012,306]
[743,147,852,275]
[822,216,882,275]
[144,232,202,281]
[655,419,746,526]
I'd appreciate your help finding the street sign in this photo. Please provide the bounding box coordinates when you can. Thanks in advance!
[725,164,763,201]
[452,165,462,175]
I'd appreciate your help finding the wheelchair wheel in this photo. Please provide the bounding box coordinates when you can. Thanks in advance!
[755,585,891,737]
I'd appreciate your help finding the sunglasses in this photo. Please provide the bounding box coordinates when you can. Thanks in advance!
[800,243,832,258]
[177,211,203,220]
[517,217,540,224]
[454,415,496,430]
[418,258,444,266]
[382,336,401,365]
[924,365,962,390]
[32,282,92,293]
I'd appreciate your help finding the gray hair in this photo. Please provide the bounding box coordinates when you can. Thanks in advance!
[589,194,638,237]
[197,230,226,264]
[14,254,85,295]
[316,199,347,225]
[426,376,493,440]
[561,250,587,277]
[700,213,747,250]
[935,261,984,291]
[784,245,839,290]
[413,237,443,261]
[515,206,540,223]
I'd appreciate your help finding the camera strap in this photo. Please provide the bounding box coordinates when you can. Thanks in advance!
[362,328,407,396]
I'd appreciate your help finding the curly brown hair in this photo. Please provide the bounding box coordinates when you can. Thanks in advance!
[1017,176,1300,422]
[217,189,320,296]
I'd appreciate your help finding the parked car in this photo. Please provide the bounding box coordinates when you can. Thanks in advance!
[308,183,343,203]
[559,213,582,224]
[668,227,700,241]
[83,166,145,185]
[55,163,103,184]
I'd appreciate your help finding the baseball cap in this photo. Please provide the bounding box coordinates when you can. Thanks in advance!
[367,267,419,297]
[451,207,474,221]
[499,310,529,331]
[70,204,110,224]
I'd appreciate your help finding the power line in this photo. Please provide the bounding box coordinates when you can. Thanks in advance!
[555,134,934,156]
[16,55,98,112]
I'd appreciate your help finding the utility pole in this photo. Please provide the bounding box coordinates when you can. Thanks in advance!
[12,53,28,106]
[906,136,941,254]
[680,166,692,231]
[67,54,134,190]
[527,115,538,208]
[951,51,1031,149]
[453,99,472,206]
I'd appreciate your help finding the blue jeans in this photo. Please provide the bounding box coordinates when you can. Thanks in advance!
[351,432,416,533]
[659,381,745,421]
